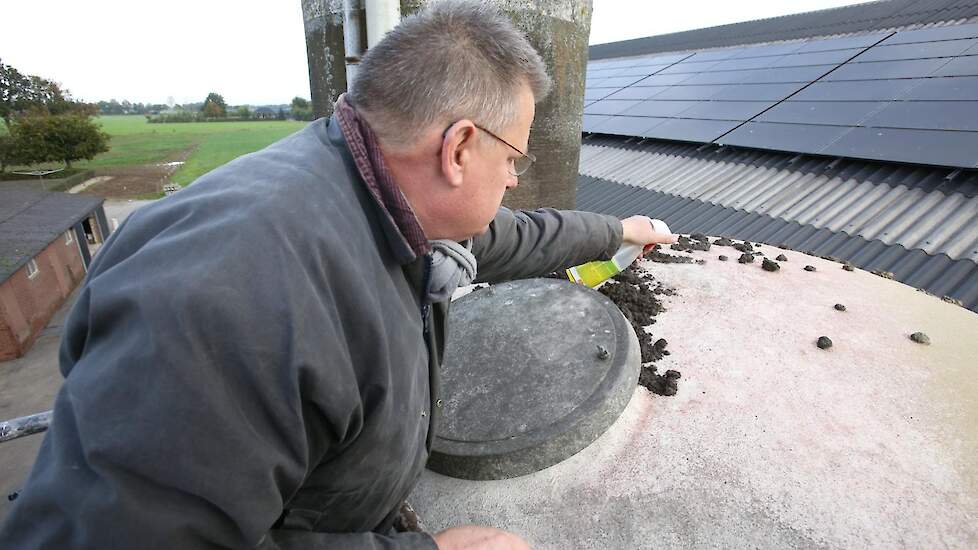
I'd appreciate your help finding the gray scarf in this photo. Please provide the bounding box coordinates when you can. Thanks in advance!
[427,239,477,302]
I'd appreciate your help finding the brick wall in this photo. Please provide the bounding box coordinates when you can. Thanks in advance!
[0,232,86,361]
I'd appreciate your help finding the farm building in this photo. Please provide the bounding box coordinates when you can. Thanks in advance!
[576,0,978,313]
[0,186,110,361]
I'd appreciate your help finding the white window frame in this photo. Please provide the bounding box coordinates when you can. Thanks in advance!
[27,258,40,280]
[65,230,74,245]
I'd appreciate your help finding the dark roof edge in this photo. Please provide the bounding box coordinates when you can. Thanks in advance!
[576,175,978,312]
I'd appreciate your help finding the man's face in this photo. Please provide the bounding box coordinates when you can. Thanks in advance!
[458,85,536,237]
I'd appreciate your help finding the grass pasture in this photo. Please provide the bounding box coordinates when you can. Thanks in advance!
[91,116,308,185]
[2,115,307,193]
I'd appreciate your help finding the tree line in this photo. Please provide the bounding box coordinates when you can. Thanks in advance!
[146,94,315,123]
[0,58,108,173]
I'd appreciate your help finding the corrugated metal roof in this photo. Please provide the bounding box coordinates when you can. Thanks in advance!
[0,185,103,283]
[578,138,978,263]
[590,0,978,60]
[575,174,978,312]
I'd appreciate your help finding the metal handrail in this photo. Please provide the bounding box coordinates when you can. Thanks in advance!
[0,411,52,443]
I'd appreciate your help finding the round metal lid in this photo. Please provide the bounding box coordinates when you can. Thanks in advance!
[428,278,640,480]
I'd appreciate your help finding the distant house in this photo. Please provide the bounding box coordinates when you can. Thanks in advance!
[0,186,110,361]
[253,107,277,119]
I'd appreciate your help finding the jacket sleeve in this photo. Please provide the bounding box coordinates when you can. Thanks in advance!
[0,200,437,550]
[472,207,624,284]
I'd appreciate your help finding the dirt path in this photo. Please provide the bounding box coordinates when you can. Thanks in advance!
[77,146,196,200]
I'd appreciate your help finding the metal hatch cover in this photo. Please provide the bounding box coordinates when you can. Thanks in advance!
[428,278,640,480]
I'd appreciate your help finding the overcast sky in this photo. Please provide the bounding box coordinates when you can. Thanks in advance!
[0,0,860,106]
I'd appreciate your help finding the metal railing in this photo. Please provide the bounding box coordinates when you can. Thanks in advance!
[0,411,52,443]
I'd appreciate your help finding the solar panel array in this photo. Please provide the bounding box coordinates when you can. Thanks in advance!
[583,22,978,169]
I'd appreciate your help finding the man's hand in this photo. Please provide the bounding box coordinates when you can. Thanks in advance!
[621,215,677,250]
[432,525,531,550]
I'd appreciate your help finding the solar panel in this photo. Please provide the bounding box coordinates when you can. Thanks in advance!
[933,55,978,76]
[651,85,726,100]
[586,76,650,88]
[584,100,643,116]
[686,49,738,62]
[881,21,978,45]
[821,127,978,168]
[658,60,723,74]
[611,65,673,77]
[824,58,949,80]
[621,100,700,117]
[715,56,789,71]
[710,83,807,101]
[582,115,611,133]
[633,73,694,86]
[863,101,978,131]
[592,116,664,137]
[604,86,666,101]
[729,42,805,59]
[718,122,851,153]
[757,101,888,126]
[790,79,921,101]
[768,48,862,67]
[584,89,611,101]
[794,32,889,53]
[738,65,837,83]
[580,22,978,168]
[678,71,750,86]
[853,39,977,63]
[646,118,742,143]
[678,101,774,121]
[903,75,978,100]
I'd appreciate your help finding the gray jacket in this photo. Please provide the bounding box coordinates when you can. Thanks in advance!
[0,116,623,549]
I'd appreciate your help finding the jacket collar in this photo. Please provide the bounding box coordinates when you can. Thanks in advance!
[331,96,431,265]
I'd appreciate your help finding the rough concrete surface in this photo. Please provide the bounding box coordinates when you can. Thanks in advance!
[412,243,978,549]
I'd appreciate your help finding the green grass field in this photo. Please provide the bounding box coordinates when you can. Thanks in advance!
[93,116,308,185]
[2,115,307,186]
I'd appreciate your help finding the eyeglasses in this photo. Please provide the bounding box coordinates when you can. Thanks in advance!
[473,124,536,176]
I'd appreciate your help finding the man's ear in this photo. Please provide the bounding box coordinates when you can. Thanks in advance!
[441,120,477,188]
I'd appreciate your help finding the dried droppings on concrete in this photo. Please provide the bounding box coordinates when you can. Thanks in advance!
[843,264,855,272]
[738,253,754,264]
[671,234,711,253]
[834,304,847,312]
[776,254,788,262]
[718,255,729,261]
[762,258,780,272]
[941,296,964,307]
[873,270,895,280]
[599,268,682,398]
[639,365,679,396]
[804,265,816,272]
[733,242,754,254]
[647,245,695,264]
[910,332,931,345]
[713,237,734,247]
[817,336,833,349]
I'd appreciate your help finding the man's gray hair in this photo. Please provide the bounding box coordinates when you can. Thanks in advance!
[348,0,551,148]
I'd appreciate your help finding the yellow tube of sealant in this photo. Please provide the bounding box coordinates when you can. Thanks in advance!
[566,219,671,288]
